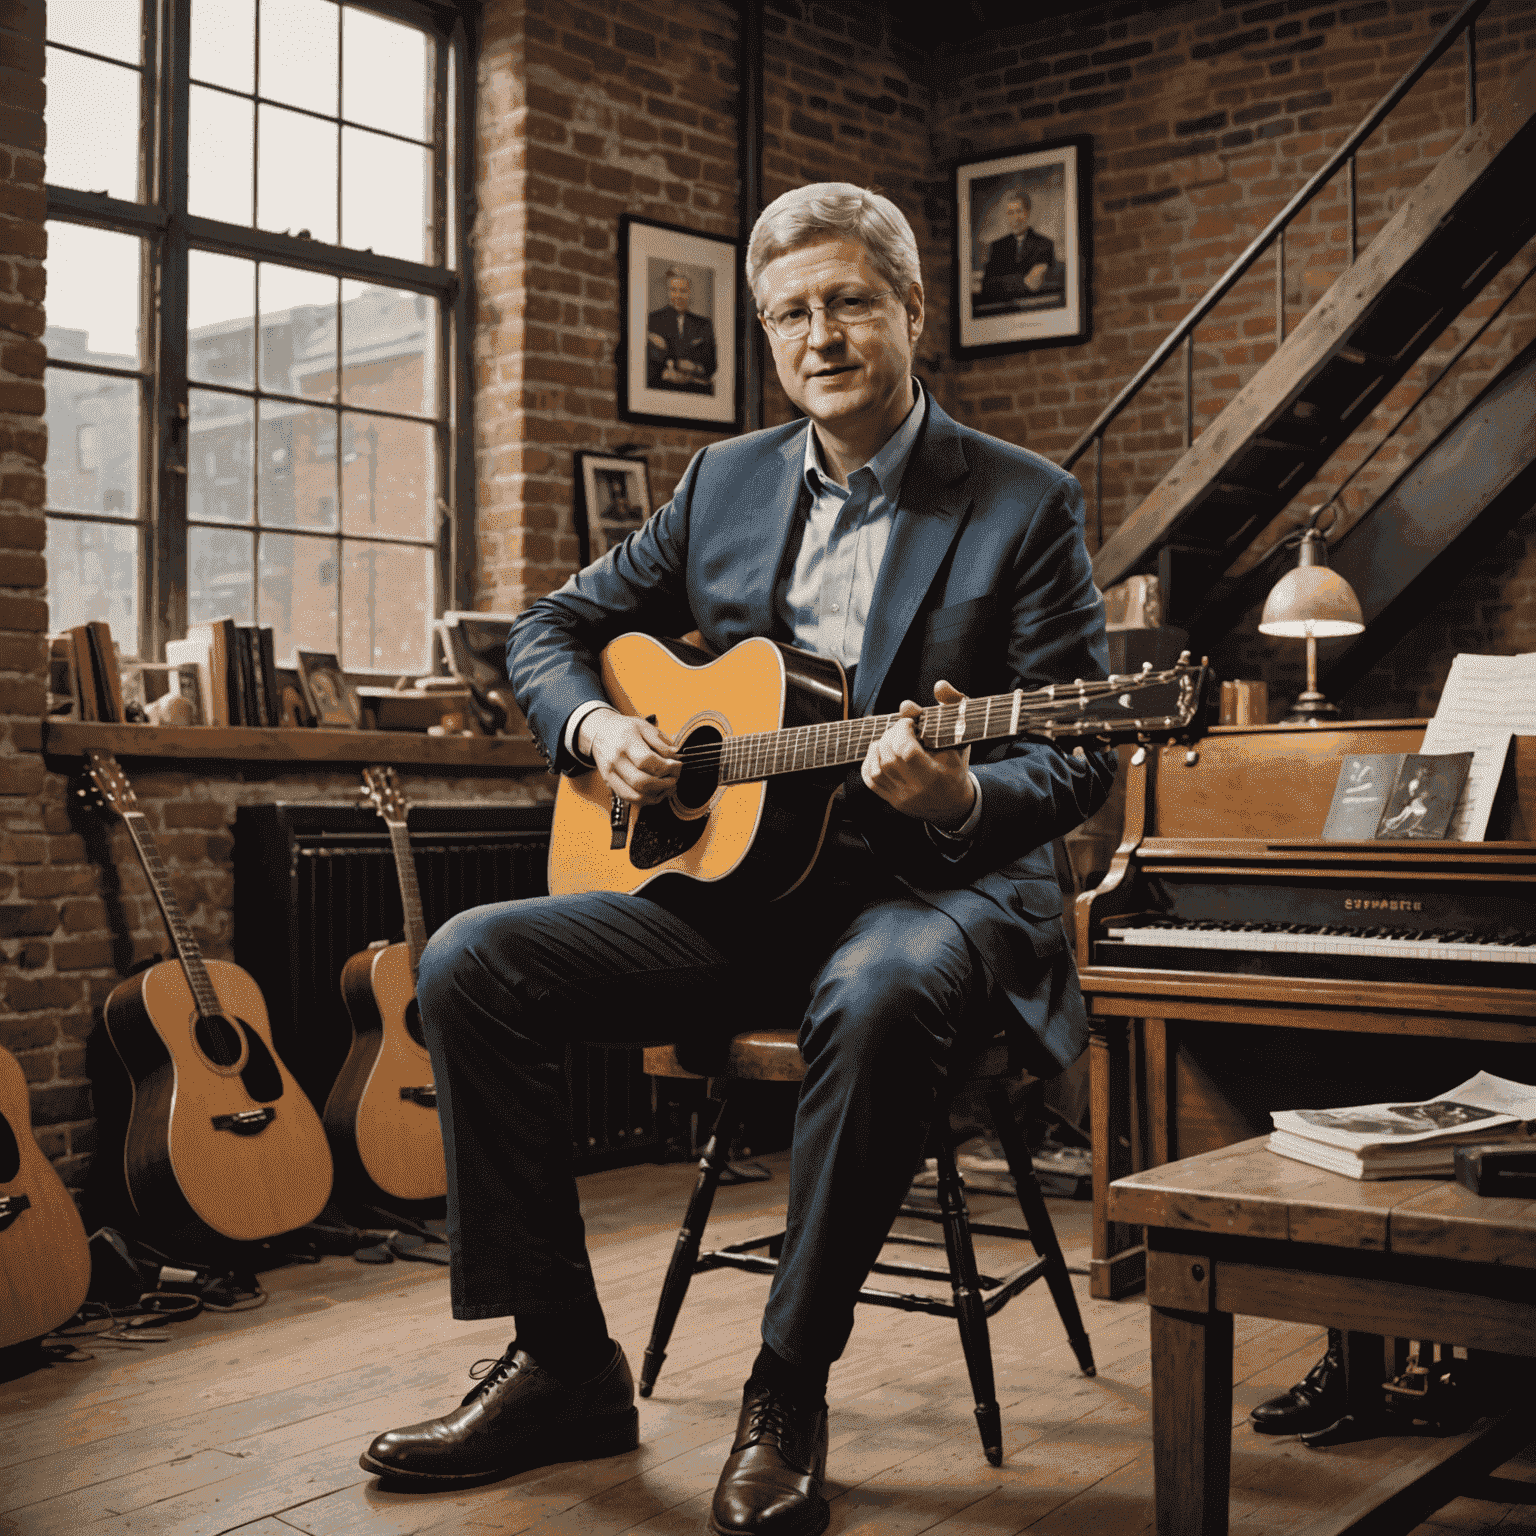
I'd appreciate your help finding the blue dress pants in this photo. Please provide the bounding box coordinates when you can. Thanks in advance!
[416,846,1004,1369]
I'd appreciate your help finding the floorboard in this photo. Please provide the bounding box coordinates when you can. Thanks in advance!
[2,1152,1531,1536]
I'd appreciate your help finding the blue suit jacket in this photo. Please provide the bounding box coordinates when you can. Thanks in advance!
[509,395,1115,1073]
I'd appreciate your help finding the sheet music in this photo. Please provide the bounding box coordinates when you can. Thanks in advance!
[1418,653,1536,839]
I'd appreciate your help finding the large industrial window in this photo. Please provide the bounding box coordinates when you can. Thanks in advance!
[43,0,471,675]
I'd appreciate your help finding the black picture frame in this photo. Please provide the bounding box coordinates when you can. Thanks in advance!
[953,135,1093,359]
[574,452,653,566]
[294,649,362,729]
[619,214,739,432]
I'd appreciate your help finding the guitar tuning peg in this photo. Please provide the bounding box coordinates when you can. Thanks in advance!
[1141,661,1153,673]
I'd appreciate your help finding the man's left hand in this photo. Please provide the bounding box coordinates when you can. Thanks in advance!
[862,679,974,828]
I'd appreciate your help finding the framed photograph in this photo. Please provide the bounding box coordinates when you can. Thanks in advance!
[954,135,1092,358]
[294,650,362,729]
[574,452,652,565]
[619,215,738,431]
[274,666,313,728]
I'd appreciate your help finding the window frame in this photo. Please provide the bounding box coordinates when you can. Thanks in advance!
[44,0,475,672]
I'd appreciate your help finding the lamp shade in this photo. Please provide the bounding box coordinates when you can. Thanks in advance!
[1257,565,1365,638]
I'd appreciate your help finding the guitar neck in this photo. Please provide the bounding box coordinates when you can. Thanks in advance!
[717,674,1192,784]
[119,810,222,1017]
[385,821,429,978]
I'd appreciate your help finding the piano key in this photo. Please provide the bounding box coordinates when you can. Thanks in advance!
[1105,922,1535,965]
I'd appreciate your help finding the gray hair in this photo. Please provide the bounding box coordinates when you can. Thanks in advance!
[746,183,921,307]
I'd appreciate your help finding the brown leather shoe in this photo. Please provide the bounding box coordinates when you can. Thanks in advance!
[360,1342,638,1485]
[709,1382,829,1536]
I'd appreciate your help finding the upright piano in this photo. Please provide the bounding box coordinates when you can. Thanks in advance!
[1075,719,1536,1299]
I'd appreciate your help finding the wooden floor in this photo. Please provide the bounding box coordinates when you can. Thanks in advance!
[3,1152,1534,1536]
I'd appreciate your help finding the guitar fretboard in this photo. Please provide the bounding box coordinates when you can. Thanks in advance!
[121,809,221,1017]
[715,676,1190,785]
[385,820,429,979]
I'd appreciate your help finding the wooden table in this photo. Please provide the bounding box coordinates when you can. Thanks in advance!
[1109,1138,1536,1536]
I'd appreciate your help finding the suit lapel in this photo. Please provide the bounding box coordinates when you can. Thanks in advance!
[734,424,810,642]
[852,399,972,715]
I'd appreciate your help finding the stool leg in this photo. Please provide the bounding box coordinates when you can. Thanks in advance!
[640,1097,740,1398]
[985,1084,1096,1378]
[935,1136,1004,1466]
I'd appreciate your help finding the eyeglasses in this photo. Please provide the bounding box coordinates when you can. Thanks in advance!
[760,289,895,342]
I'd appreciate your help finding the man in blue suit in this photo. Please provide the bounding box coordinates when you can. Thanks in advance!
[361,184,1114,1534]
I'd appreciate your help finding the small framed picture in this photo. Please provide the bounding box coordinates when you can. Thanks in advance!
[574,452,652,565]
[171,663,204,725]
[954,135,1093,358]
[619,215,738,432]
[274,666,313,728]
[294,650,362,729]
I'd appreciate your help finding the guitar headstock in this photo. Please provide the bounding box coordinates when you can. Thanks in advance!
[360,765,410,826]
[79,750,138,818]
[1037,655,1218,747]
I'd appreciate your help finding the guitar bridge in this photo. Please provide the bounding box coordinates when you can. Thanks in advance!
[610,793,631,850]
[399,1086,437,1108]
[211,1107,276,1135]
[0,1192,30,1232]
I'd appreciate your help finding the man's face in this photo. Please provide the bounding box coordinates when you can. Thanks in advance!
[667,276,691,313]
[1004,197,1030,236]
[756,235,922,438]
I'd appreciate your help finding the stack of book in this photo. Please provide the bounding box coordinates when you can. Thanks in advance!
[1269,1071,1536,1179]
[165,619,280,727]
[52,621,127,721]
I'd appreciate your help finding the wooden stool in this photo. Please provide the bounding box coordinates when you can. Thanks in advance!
[640,1028,1096,1465]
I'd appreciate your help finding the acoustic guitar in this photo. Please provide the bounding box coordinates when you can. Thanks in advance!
[0,1044,92,1348]
[322,766,447,1203]
[80,752,333,1246]
[550,634,1213,902]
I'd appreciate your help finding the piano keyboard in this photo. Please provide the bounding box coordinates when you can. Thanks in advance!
[1105,920,1536,967]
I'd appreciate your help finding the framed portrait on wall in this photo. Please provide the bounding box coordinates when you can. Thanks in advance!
[619,215,739,432]
[575,452,653,566]
[953,136,1093,359]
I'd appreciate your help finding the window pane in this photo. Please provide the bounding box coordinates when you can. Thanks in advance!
[257,104,337,245]
[339,284,436,417]
[259,264,338,396]
[190,86,254,225]
[342,8,428,141]
[47,223,142,364]
[259,403,337,530]
[341,128,429,262]
[260,0,338,116]
[189,525,256,625]
[48,0,141,62]
[189,251,256,388]
[191,0,254,92]
[188,390,254,524]
[340,414,434,540]
[44,370,138,516]
[259,530,338,658]
[341,540,431,672]
[46,50,140,201]
[46,519,140,652]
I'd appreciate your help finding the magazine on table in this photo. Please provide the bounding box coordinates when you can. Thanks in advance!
[1268,1071,1536,1179]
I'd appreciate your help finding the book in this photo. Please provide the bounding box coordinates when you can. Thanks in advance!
[172,618,238,726]
[65,628,97,721]
[1374,752,1473,839]
[256,627,279,727]
[85,621,126,722]
[1268,1071,1536,1179]
[164,634,215,727]
[1321,754,1404,840]
[236,626,262,727]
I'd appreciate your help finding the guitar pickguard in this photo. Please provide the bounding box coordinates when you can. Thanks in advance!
[629,722,723,870]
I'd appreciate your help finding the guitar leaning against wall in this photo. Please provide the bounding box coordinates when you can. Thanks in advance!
[0,1044,92,1349]
[80,751,333,1248]
[323,766,447,1205]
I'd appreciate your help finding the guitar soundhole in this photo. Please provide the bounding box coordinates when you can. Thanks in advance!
[0,1115,18,1183]
[404,996,426,1049]
[195,1014,244,1068]
[237,1022,284,1103]
[674,725,722,812]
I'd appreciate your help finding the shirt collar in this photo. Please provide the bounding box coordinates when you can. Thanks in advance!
[802,379,927,503]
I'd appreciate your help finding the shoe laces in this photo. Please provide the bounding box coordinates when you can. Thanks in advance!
[462,1351,521,1404]
[743,1388,808,1448]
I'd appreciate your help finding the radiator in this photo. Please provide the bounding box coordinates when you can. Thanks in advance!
[232,801,661,1173]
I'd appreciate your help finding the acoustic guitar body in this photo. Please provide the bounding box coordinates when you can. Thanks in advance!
[325,942,447,1203]
[102,958,333,1245]
[549,634,849,903]
[0,1046,91,1349]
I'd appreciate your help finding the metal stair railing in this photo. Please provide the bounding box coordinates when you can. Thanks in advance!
[1062,0,1493,548]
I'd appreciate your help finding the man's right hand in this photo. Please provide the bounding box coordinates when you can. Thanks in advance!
[579,707,682,804]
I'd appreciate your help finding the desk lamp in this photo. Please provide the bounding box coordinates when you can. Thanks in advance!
[1257,511,1364,725]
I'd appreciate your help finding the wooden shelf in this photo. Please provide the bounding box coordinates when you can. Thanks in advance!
[42,720,546,770]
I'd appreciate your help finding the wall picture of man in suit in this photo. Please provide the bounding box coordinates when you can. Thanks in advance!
[979,188,1059,306]
[359,181,1113,1536]
[646,265,717,393]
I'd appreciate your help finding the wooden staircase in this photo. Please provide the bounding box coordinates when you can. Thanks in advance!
[1089,54,1536,638]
